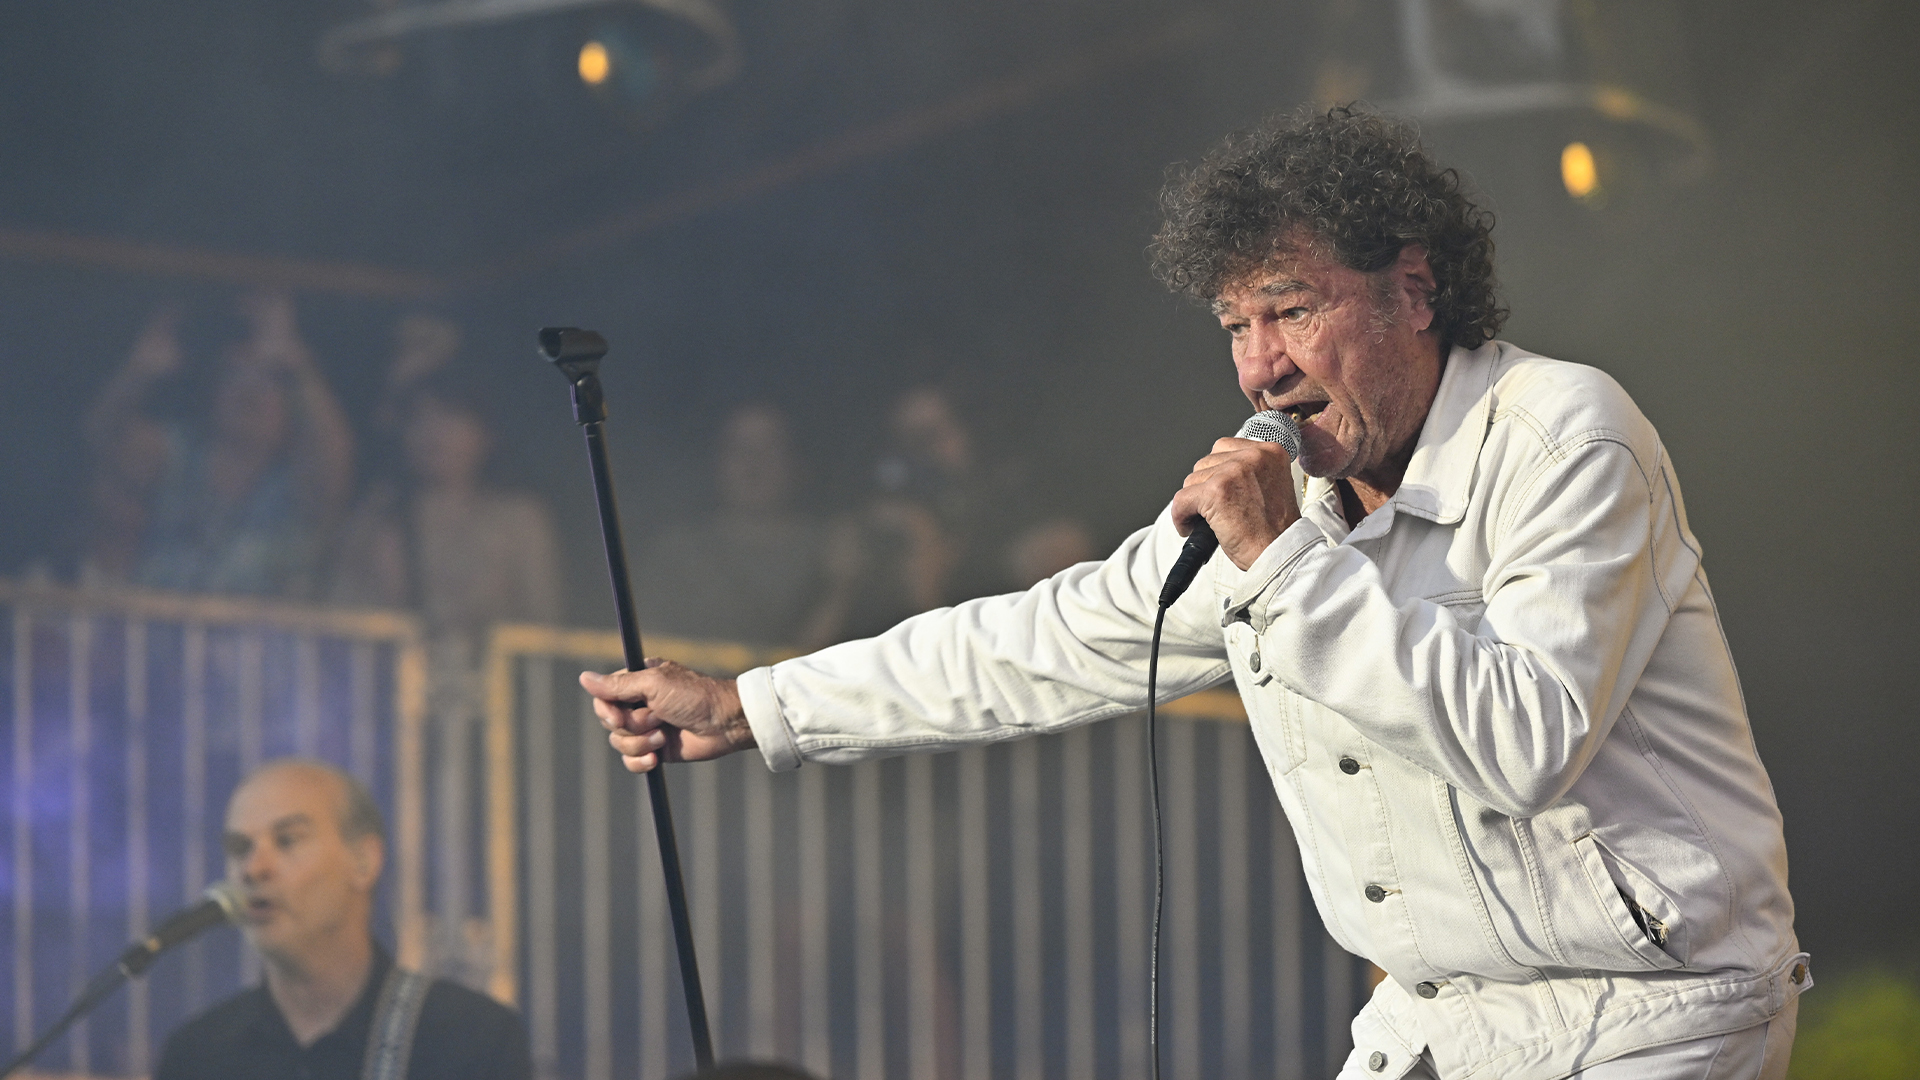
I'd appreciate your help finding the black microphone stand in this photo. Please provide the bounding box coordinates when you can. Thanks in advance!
[540,327,716,1072]
[0,965,132,1079]
[0,914,222,1079]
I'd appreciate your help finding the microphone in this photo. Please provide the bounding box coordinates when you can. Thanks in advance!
[117,881,244,978]
[1157,410,1301,608]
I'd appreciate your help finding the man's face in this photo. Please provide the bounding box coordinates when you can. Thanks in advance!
[1214,242,1444,490]
[222,766,381,967]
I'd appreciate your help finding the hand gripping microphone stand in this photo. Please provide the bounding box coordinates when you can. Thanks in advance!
[541,327,715,1072]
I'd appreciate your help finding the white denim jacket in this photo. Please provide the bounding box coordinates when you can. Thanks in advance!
[739,342,1806,1080]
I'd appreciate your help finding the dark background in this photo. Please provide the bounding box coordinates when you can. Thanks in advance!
[0,0,1914,975]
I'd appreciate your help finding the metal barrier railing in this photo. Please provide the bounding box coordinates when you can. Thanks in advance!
[486,623,1365,1080]
[0,579,428,1078]
[0,585,1368,1079]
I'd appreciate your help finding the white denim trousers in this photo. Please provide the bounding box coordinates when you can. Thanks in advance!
[1401,998,1797,1080]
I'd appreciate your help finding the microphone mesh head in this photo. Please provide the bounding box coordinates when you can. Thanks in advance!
[1236,409,1302,457]
[205,879,246,922]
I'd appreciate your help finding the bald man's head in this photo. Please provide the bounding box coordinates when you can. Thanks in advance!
[239,758,383,838]
[223,759,386,968]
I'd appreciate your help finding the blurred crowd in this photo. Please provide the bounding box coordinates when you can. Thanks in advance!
[80,293,1100,651]
[77,292,1100,986]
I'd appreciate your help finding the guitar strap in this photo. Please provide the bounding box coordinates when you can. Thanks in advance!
[360,966,431,1080]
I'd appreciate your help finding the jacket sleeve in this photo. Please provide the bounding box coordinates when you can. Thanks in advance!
[1244,433,1698,818]
[741,508,1234,770]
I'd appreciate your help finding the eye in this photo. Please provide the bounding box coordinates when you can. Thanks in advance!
[1221,320,1248,337]
[1279,306,1309,322]
[222,836,250,859]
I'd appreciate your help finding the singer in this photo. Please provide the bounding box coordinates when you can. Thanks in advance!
[584,107,1804,1079]
[154,760,533,1080]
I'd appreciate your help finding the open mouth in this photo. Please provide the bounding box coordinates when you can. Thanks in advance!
[1280,401,1329,426]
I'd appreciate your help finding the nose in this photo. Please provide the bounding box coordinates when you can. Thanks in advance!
[1233,319,1297,400]
[238,844,273,886]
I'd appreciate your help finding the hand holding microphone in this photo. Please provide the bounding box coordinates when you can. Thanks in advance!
[1160,410,1302,606]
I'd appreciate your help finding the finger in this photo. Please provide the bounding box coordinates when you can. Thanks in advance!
[580,668,649,704]
[598,702,662,737]
[591,696,658,733]
[591,696,630,728]
[621,750,658,774]
[1169,489,1208,537]
[1193,441,1270,469]
[610,728,667,757]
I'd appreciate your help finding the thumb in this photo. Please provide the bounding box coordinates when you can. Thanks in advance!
[579,668,646,701]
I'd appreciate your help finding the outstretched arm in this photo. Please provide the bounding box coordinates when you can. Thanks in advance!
[86,306,182,460]
[582,430,1290,774]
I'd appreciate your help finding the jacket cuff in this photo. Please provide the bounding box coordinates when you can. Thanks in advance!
[1215,516,1329,629]
[737,666,803,772]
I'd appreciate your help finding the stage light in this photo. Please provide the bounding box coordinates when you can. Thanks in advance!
[579,40,611,85]
[1561,141,1599,199]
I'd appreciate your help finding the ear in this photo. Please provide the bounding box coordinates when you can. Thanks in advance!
[1393,245,1437,334]
[348,833,385,894]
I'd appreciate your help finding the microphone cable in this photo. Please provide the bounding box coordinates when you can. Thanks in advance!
[1144,409,1297,1080]
[1146,603,1169,1080]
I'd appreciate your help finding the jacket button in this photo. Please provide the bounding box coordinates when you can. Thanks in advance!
[1416,981,1439,998]
[1339,756,1360,774]
[1249,652,1262,672]
[1365,884,1387,903]
[1368,1050,1388,1071]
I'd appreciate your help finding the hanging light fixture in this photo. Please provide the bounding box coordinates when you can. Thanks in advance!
[318,0,740,129]
[1315,0,1710,206]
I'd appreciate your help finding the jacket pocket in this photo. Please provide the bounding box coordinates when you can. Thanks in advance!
[1568,833,1686,971]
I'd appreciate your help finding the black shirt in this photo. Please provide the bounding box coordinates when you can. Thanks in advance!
[154,946,533,1080]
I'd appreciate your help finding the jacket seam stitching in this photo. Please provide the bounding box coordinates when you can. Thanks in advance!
[1246,535,1325,631]
[1434,779,1526,1060]
[1452,967,1789,1078]
[1688,562,1778,966]
[1510,818,1575,974]
[1488,417,1662,615]
[789,676,1227,755]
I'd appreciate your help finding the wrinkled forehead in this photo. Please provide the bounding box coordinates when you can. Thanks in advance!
[1210,244,1349,314]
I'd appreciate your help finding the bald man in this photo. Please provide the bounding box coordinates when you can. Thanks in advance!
[155,759,532,1080]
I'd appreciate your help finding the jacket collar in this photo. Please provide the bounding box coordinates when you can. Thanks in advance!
[1384,339,1500,526]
